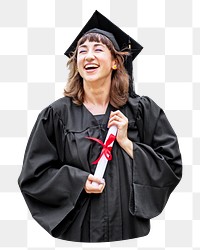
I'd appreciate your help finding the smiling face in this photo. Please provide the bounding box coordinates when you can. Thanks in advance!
[77,40,116,85]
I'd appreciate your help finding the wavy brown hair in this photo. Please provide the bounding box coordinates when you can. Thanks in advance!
[64,33,130,108]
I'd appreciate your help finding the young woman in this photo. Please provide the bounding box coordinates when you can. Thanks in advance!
[18,11,182,242]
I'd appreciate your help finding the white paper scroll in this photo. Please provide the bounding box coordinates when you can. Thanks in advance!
[92,125,118,187]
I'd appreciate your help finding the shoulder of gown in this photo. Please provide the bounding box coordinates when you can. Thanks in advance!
[126,95,161,127]
[39,96,73,119]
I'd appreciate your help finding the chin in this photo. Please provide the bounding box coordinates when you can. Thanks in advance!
[84,76,100,83]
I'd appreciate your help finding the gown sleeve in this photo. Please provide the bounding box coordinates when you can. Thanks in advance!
[130,96,182,219]
[18,106,90,237]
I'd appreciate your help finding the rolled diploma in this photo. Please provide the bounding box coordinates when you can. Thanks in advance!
[92,125,118,187]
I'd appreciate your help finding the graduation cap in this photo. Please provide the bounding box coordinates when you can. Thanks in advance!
[64,10,143,95]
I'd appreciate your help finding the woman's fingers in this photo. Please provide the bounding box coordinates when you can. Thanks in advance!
[87,174,104,183]
[109,110,128,119]
[107,110,129,145]
[108,110,128,127]
[84,174,106,194]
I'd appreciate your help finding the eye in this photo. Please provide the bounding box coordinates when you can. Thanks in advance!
[78,50,87,54]
[95,48,103,52]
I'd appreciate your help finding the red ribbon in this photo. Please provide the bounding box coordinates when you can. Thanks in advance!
[86,134,116,164]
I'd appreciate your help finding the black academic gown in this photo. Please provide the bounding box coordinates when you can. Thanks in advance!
[18,95,182,242]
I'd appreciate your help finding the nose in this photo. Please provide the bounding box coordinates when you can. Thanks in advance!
[85,50,95,61]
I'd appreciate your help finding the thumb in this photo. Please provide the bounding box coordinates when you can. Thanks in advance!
[88,174,104,184]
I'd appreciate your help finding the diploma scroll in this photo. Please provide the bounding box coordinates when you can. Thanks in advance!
[92,125,118,187]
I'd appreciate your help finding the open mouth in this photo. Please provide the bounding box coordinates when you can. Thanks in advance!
[84,64,99,71]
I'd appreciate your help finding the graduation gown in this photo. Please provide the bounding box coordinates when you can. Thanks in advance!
[18,95,182,242]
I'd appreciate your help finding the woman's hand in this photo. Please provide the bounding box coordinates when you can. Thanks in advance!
[107,110,133,158]
[84,174,106,194]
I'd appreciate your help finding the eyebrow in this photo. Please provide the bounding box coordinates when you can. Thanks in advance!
[78,43,105,49]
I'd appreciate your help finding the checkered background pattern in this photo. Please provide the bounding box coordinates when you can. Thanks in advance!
[0,0,199,249]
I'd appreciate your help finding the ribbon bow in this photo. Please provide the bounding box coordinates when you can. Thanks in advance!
[86,134,116,164]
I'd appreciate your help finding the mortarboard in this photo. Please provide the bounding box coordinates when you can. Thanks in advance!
[64,10,143,95]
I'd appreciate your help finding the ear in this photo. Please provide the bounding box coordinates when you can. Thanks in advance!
[112,59,118,70]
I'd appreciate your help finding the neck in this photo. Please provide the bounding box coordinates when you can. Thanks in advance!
[83,79,110,106]
[83,79,111,115]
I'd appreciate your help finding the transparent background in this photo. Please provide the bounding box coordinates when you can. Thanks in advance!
[0,0,199,249]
